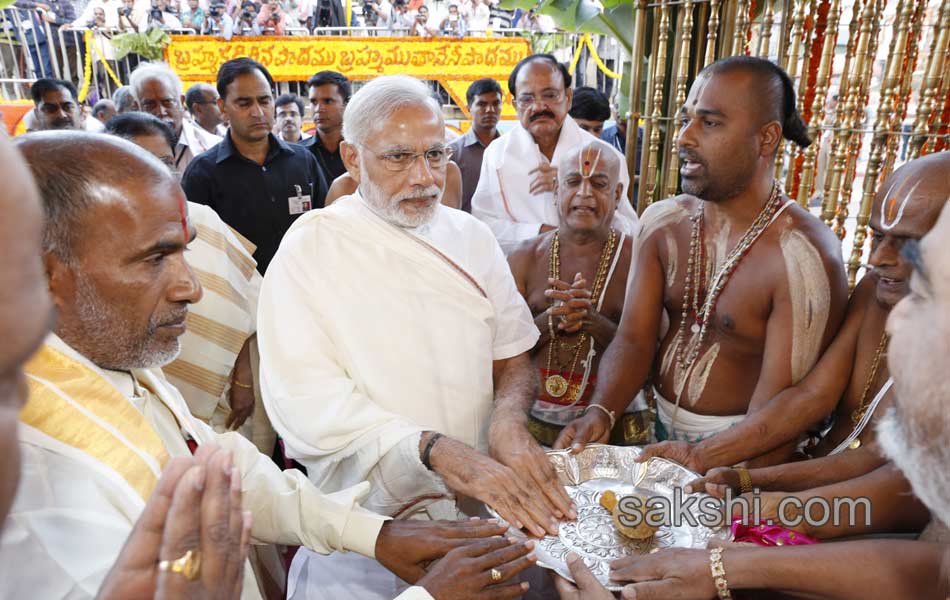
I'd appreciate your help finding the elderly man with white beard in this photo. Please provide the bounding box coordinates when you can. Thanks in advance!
[258,74,574,599]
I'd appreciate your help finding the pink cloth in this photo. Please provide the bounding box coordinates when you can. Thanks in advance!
[730,518,820,547]
[256,4,286,33]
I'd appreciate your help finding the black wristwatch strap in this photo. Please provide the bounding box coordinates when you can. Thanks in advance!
[421,433,444,471]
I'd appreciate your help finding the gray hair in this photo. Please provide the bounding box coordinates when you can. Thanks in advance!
[342,75,441,147]
[14,131,171,264]
[113,86,138,113]
[129,62,183,101]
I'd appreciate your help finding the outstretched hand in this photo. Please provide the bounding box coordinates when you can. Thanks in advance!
[551,408,611,453]
[684,467,741,497]
[489,420,576,524]
[431,436,562,538]
[637,440,707,474]
[552,553,614,600]
[376,518,510,583]
[418,537,537,600]
[610,548,717,600]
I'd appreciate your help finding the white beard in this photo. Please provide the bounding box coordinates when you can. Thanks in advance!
[877,406,950,527]
[359,160,441,229]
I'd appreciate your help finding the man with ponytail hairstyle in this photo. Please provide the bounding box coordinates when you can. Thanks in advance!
[554,56,850,452]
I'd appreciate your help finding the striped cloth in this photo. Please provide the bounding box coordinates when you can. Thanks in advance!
[163,202,266,443]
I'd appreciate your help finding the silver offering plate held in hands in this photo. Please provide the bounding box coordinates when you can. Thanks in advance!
[488,444,730,591]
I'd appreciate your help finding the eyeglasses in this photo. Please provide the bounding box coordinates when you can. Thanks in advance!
[515,90,564,109]
[362,144,453,172]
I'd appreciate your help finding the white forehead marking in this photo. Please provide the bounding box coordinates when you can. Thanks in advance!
[578,146,602,179]
[881,179,922,231]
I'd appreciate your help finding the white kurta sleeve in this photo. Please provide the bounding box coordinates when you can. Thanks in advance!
[194,421,389,558]
[476,225,540,360]
[470,145,545,247]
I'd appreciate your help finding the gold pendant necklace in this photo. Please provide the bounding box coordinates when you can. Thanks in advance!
[545,373,570,398]
[544,229,618,398]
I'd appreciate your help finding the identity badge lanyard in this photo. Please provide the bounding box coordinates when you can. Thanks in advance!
[288,184,312,215]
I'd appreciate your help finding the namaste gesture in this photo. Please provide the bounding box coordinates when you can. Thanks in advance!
[545,272,594,334]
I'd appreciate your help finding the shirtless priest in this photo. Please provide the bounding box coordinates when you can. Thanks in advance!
[646,151,950,489]
[555,56,849,449]
[508,139,649,446]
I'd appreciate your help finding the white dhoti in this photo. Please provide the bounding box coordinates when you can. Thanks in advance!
[654,389,745,443]
[288,552,414,600]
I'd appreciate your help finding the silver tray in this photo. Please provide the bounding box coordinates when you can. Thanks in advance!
[488,444,730,591]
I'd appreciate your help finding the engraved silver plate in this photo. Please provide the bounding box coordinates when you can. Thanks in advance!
[487,444,731,591]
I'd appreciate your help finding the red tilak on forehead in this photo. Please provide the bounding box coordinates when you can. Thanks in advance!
[177,193,188,239]
[579,146,601,178]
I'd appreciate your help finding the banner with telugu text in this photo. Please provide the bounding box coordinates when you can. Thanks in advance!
[164,35,530,118]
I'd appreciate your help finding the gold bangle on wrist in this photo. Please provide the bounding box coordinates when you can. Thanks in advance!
[709,547,732,599]
[584,404,616,431]
[734,466,753,494]
[231,378,252,389]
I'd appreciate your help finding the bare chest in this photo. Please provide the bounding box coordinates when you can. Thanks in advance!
[660,229,783,347]
[525,245,627,324]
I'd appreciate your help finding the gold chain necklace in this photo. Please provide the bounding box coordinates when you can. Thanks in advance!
[673,182,785,390]
[850,331,889,425]
[544,229,618,398]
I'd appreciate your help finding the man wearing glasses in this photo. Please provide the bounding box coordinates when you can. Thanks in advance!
[258,74,569,599]
[185,82,227,137]
[472,54,638,253]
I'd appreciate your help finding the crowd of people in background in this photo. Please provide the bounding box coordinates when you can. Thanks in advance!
[5,0,549,48]
[3,0,568,117]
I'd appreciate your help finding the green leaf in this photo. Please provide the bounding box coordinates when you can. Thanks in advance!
[497,0,539,11]
[110,28,170,61]
[617,60,631,116]
[536,0,602,32]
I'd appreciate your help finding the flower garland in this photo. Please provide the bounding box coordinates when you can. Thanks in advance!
[569,33,621,80]
[77,29,124,102]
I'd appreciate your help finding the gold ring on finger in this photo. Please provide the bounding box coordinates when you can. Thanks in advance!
[490,567,503,583]
[158,549,201,581]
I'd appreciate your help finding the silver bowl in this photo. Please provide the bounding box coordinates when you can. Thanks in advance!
[488,444,731,591]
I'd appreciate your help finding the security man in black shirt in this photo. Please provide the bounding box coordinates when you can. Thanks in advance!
[301,70,349,185]
[182,58,328,274]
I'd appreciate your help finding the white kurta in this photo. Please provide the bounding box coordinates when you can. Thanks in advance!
[258,193,539,598]
[0,334,391,600]
[176,119,223,172]
[471,115,639,252]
